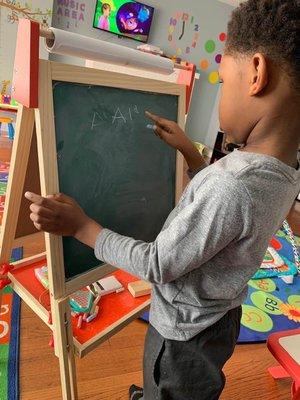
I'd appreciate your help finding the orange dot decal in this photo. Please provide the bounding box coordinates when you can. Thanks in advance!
[200,59,209,70]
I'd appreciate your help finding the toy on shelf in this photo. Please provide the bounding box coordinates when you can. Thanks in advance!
[128,280,151,297]
[34,265,102,325]
[34,265,49,289]
[70,289,94,314]
[1,80,11,104]
[88,276,124,296]
[0,80,18,109]
[0,117,15,140]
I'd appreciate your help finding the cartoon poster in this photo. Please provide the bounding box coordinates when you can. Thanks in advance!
[93,0,154,43]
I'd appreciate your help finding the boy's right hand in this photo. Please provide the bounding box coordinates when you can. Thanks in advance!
[146,111,206,173]
[146,111,192,153]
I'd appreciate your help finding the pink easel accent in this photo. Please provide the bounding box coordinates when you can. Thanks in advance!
[176,63,196,113]
[267,329,300,400]
[12,19,39,108]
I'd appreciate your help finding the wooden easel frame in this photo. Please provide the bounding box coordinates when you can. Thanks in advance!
[36,59,185,298]
[0,57,186,399]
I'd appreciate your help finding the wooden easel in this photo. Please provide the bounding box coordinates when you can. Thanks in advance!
[0,19,185,399]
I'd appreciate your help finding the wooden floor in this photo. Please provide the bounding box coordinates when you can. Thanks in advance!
[18,232,294,400]
[19,305,292,400]
[288,200,300,236]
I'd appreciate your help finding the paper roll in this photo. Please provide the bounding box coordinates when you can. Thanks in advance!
[45,28,174,75]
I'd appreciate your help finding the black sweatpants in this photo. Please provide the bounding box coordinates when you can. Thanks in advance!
[142,306,242,400]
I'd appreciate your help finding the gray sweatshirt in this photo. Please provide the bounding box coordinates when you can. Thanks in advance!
[95,150,300,340]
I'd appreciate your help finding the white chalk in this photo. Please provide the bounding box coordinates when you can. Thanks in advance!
[77,315,83,329]
[86,313,97,323]
[146,124,157,130]
[83,313,89,322]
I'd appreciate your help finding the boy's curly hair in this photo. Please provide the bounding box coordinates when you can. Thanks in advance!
[225,0,300,90]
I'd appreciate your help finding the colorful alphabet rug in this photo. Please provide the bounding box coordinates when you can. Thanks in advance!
[0,160,22,399]
[140,229,300,343]
[0,287,21,400]
[238,230,300,343]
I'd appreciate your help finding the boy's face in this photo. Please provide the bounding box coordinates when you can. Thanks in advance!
[219,55,255,145]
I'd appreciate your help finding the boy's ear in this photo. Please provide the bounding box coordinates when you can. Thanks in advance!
[249,53,268,96]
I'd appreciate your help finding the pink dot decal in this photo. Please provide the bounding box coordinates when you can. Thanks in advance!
[219,32,227,42]
[215,54,222,64]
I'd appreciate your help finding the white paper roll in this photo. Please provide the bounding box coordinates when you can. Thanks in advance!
[45,28,174,75]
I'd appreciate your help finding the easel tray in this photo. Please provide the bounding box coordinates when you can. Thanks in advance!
[9,257,150,358]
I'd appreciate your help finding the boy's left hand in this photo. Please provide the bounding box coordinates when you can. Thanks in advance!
[25,192,102,248]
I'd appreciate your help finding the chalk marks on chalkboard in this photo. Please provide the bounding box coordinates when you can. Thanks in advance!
[57,140,64,152]
[112,108,127,124]
[128,105,140,121]
[90,105,141,130]
[52,81,61,91]
[57,140,64,160]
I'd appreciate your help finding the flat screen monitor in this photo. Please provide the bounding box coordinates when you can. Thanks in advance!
[93,0,155,43]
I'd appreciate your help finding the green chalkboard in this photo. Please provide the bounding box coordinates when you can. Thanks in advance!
[52,81,178,280]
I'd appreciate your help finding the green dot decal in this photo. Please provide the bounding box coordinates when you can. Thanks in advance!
[205,40,216,53]
[241,305,273,332]
[248,279,276,292]
[251,291,283,315]
[288,295,300,308]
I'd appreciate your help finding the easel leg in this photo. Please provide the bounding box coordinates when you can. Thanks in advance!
[0,106,35,310]
[52,298,78,400]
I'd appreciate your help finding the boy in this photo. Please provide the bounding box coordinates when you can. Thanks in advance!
[25,0,300,399]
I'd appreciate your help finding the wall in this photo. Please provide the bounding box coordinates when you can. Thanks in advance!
[51,0,234,146]
[0,1,53,99]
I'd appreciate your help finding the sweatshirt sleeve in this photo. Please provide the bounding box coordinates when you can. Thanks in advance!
[187,161,208,180]
[94,173,253,284]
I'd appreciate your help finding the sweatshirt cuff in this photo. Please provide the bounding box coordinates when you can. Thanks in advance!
[187,161,208,180]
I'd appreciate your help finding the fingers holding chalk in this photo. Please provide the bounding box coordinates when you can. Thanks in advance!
[145,111,173,140]
[145,111,162,125]
[146,124,157,130]
[146,123,164,140]
[145,111,173,133]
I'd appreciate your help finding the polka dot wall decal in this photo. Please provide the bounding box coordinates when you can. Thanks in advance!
[215,54,222,64]
[208,71,219,85]
[200,59,210,70]
[205,40,216,54]
[219,32,227,42]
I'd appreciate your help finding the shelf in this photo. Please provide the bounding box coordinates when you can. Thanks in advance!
[0,103,18,112]
[9,257,150,358]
